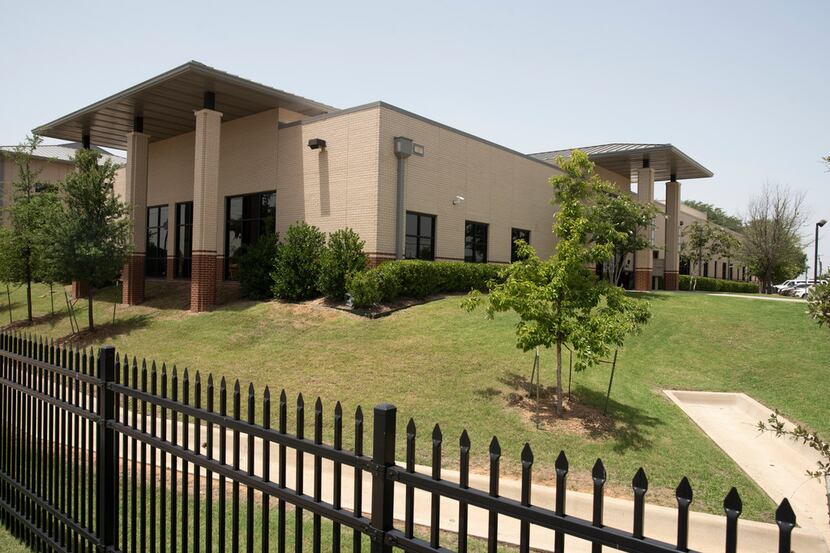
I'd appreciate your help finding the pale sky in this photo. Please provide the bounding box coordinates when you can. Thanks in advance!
[1,1,828,272]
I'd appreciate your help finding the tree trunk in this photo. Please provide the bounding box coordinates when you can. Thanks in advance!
[555,339,563,417]
[87,288,94,331]
[25,279,32,323]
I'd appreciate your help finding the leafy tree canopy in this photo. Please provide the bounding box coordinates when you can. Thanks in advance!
[683,199,743,232]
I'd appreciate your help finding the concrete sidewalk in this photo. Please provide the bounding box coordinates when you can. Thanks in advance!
[110,412,827,553]
[665,390,830,547]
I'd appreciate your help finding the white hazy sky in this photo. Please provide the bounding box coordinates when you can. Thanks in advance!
[1,1,828,271]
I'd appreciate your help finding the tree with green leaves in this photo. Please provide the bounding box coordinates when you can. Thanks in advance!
[43,148,131,331]
[592,190,658,285]
[0,135,62,323]
[739,185,805,293]
[683,199,743,232]
[464,150,651,416]
[679,221,735,289]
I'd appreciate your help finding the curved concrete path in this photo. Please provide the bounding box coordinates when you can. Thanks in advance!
[665,390,829,549]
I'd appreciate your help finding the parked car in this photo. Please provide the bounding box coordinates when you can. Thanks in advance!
[789,283,812,298]
[773,279,798,292]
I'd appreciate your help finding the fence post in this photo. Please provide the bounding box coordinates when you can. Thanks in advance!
[370,404,396,553]
[96,346,117,552]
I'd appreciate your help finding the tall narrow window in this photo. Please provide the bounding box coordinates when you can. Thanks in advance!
[465,221,488,263]
[175,202,193,279]
[511,228,530,262]
[405,211,436,260]
[146,205,169,278]
[703,261,709,277]
[225,191,276,280]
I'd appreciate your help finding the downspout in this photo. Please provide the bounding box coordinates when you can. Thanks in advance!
[394,137,414,260]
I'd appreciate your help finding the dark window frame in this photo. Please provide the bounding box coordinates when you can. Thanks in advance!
[405,211,436,261]
[224,190,276,280]
[145,204,169,278]
[511,228,530,262]
[174,202,193,279]
[465,221,489,263]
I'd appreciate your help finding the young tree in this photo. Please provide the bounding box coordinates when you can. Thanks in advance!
[592,190,658,285]
[739,185,805,293]
[44,148,131,330]
[464,150,651,417]
[0,135,52,323]
[680,222,719,288]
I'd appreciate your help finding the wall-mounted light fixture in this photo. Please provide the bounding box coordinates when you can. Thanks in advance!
[452,196,465,206]
[308,138,326,150]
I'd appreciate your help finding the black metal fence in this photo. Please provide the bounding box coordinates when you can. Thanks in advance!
[0,331,800,553]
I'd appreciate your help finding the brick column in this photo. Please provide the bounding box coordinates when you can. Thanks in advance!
[664,179,681,290]
[122,129,150,304]
[634,164,655,290]
[190,108,222,312]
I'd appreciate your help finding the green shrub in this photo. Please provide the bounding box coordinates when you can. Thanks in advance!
[345,270,383,308]
[236,234,279,300]
[272,222,326,301]
[318,229,368,300]
[346,260,504,308]
[679,275,759,293]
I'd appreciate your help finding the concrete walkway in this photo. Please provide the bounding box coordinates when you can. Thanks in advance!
[665,390,829,548]
[109,412,827,552]
[706,293,806,303]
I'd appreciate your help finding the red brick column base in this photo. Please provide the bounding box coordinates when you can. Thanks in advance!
[191,253,217,312]
[664,271,679,291]
[634,268,652,291]
[71,281,89,301]
[121,254,145,305]
[166,257,175,281]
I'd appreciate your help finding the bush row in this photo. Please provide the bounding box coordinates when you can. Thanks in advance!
[679,275,759,293]
[346,260,504,308]
[236,223,368,301]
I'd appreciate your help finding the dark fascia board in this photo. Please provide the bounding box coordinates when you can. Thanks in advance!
[33,61,336,136]
[280,101,563,171]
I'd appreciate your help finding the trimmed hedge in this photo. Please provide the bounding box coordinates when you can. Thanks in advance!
[346,260,504,308]
[679,275,759,293]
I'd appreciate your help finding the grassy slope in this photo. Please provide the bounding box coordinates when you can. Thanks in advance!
[2,283,828,522]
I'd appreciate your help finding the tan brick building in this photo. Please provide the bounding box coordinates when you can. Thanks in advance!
[32,62,739,311]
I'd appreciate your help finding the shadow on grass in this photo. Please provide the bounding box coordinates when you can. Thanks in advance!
[57,314,153,347]
[2,311,66,331]
[626,291,672,301]
[487,372,663,453]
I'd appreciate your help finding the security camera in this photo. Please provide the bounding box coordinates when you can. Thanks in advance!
[453,196,465,206]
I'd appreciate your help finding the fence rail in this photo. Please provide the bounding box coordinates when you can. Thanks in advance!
[0,331,800,553]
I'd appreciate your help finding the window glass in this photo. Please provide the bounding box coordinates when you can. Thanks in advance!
[511,228,530,262]
[225,191,277,279]
[175,202,193,279]
[146,205,169,278]
[465,221,488,263]
[404,211,435,260]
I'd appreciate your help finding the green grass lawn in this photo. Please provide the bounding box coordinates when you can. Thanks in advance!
[2,282,829,523]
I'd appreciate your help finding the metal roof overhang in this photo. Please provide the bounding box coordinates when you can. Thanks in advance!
[33,61,334,150]
[590,145,713,181]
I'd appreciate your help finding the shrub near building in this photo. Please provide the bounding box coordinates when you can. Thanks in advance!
[346,260,503,308]
[271,222,327,301]
[679,275,759,293]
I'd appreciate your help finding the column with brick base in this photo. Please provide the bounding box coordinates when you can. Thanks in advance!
[633,163,655,290]
[190,108,222,312]
[664,179,681,291]
[122,128,150,304]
